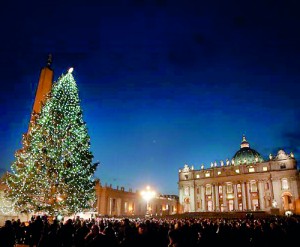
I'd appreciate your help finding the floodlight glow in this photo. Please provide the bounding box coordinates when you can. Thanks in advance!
[140,185,156,217]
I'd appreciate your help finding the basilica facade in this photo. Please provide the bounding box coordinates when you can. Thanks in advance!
[178,136,300,215]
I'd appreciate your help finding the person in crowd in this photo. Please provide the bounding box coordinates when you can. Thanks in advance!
[0,220,16,247]
[74,220,90,247]
[168,229,182,247]
[58,218,75,247]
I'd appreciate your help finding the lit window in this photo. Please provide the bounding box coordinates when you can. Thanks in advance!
[263,166,268,171]
[205,172,210,177]
[196,174,200,178]
[249,167,255,172]
[217,171,221,175]
[227,194,234,199]
[235,169,240,173]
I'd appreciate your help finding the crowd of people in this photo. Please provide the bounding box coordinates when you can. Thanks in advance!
[0,214,299,247]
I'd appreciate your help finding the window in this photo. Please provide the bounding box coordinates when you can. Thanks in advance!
[250,182,257,192]
[218,171,221,175]
[263,167,268,171]
[227,183,233,194]
[219,185,223,194]
[282,179,289,190]
[235,169,240,173]
[249,167,255,172]
[280,164,286,169]
[205,172,210,177]
[237,184,242,193]
[196,174,200,178]
[206,185,212,195]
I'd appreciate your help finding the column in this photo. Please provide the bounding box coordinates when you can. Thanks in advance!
[233,183,238,210]
[201,185,206,211]
[258,180,265,210]
[212,184,215,211]
[194,184,198,212]
[109,198,113,215]
[215,184,220,211]
[246,182,252,210]
[222,184,227,211]
[241,182,247,210]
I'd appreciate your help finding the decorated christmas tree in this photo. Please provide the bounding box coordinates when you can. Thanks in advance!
[5,68,97,216]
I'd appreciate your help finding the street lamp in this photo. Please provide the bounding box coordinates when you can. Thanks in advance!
[141,186,156,217]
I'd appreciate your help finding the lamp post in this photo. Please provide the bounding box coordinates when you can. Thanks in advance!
[141,186,156,217]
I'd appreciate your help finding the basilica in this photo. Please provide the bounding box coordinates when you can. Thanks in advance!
[178,135,300,215]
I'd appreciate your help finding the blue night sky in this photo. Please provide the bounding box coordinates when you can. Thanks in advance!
[0,1,300,196]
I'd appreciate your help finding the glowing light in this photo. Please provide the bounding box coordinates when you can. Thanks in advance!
[68,67,74,73]
[141,186,156,217]
[57,195,63,202]
[141,186,156,201]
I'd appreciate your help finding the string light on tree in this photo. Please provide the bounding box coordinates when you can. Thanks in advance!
[5,67,98,216]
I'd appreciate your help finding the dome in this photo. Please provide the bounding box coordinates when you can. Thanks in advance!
[232,135,264,165]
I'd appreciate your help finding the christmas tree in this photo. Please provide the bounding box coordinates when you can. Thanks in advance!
[5,68,97,216]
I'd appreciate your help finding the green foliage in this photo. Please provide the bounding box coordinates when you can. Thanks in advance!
[5,69,97,216]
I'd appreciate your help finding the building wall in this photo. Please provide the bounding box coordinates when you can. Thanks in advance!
[94,180,179,217]
[178,149,300,215]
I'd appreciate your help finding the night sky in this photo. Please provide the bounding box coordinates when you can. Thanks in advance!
[1,1,300,195]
